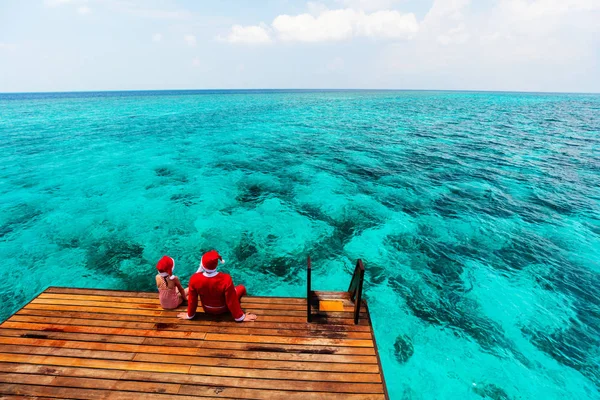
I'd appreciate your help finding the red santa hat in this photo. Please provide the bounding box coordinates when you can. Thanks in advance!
[156,255,176,280]
[200,250,225,272]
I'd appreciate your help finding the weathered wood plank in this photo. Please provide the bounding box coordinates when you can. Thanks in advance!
[7,315,372,339]
[0,336,378,364]
[0,364,385,397]
[38,292,366,311]
[177,384,386,399]
[0,353,190,374]
[16,308,372,332]
[0,328,147,345]
[19,304,370,325]
[29,298,367,319]
[45,287,308,305]
[0,322,207,340]
[0,383,218,399]
[204,333,373,347]
[132,353,380,373]
[0,344,136,361]
[0,352,378,383]
[123,370,384,394]
[0,362,127,380]
[0,372,181,394]
[149,337,377,355]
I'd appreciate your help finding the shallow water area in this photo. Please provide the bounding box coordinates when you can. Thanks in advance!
[1,90,599,399]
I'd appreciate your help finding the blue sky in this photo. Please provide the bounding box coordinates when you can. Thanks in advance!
[1,0,599,92]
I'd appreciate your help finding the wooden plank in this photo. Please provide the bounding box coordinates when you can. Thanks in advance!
[38,293,317,310]
[0,353,381,383]
[0,327,375,356]
[0,351,379,383]
[52,376,181,394]
[38,293,161,304]
[7,315,372,339]
[38,293,366,312]
[148,337,377,355]
[123,370,384,394]
[28,299,367,319]
[189,364,381,383]
[44,287,308,305]
[0,336,378,364]
[0,362,126,380]
[0,364,385,398]
[20,304,370,325]
[0,344,135,361]
[0,353,190,374]
[0,328,147,345]
[0,322,207,340]
[0,372,55,386]
[45,286,161,299]
[15,309,372,332]
[0,383,218,400]
[132,353,380,373]
[177,384,386,399]
[204,333,373,347]
[0,372,181,395]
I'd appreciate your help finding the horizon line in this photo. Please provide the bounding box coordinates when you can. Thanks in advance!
[1,88,599,95]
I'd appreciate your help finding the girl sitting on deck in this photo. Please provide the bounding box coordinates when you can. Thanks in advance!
[155,255,188,309]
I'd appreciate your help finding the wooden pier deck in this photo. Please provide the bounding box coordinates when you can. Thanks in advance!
[0,286,388,399]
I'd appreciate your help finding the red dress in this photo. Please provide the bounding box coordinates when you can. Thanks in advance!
[186,271,247,321]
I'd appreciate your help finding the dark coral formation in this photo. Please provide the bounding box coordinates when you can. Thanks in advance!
[393,334,414,363]
[472,382,511,400]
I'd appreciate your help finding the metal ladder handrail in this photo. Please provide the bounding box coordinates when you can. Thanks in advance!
[348,259,365,325]
[306,256,312,322]
[306,257,365,324]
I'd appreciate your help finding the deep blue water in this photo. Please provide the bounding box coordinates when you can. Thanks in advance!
[0,90,599,399]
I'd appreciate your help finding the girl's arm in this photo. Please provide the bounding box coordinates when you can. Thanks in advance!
[174,277,186,299]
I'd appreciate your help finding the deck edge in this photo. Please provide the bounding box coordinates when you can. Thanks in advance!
[365,301,390,400]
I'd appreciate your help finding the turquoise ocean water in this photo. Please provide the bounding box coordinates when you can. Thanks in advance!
[0,90,599,399]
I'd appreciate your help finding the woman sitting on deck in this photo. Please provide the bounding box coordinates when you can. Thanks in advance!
[155,256,188,309]
[177,250,257,322]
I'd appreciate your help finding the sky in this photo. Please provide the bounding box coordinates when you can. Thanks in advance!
[0,0,599,93]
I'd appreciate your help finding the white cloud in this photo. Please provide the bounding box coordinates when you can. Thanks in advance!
[334,0,402,12]
[221,24,272,44]
[437,23,469,45]
[77,6,91,15]
[192,57,201,67]
[499,0,600,19]
[220,6,418,45]
[273,11,354,42]
[422,0,471,29]
[307,2,328,15]
[272,9,418,42]
[184,34,197,47]
[152,33,163,42]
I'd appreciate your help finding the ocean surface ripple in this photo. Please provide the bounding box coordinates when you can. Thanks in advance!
[0,90,599,399]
